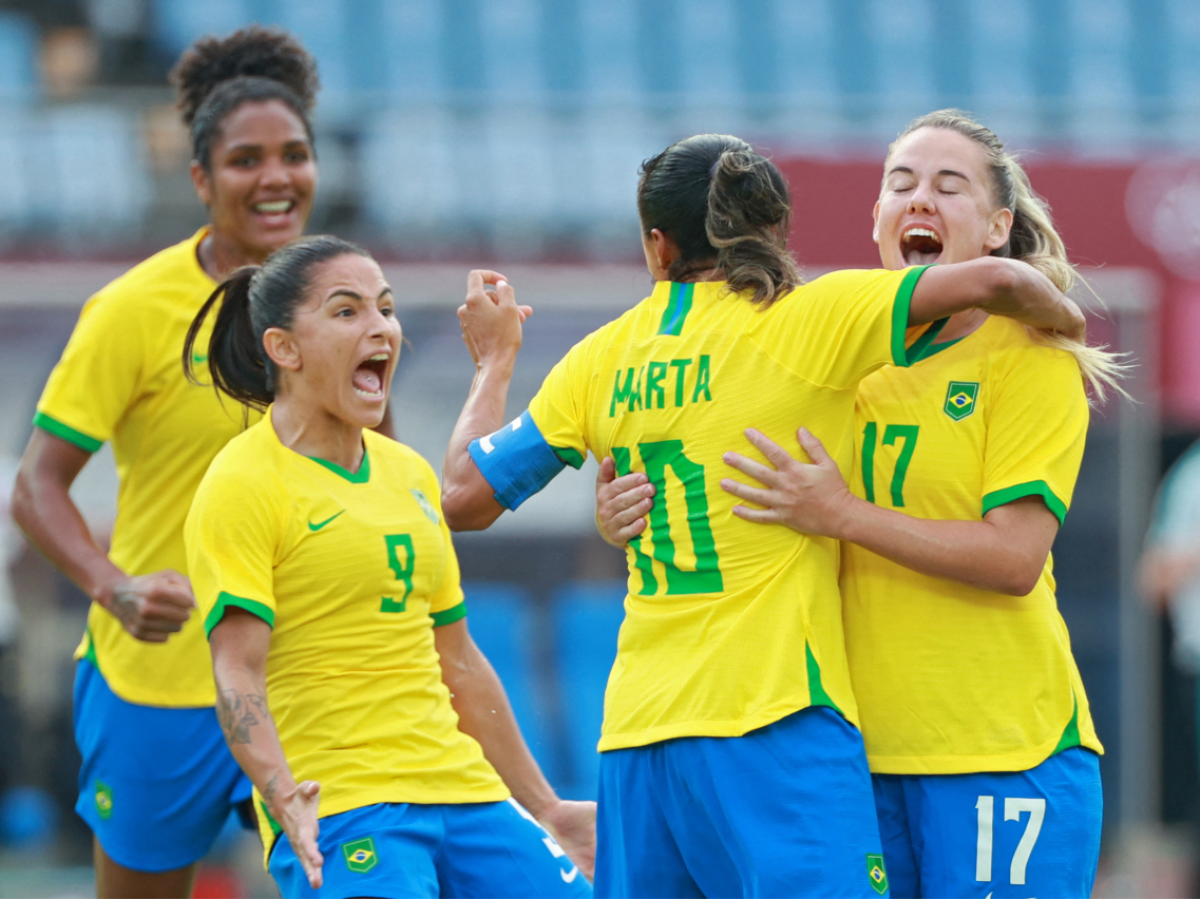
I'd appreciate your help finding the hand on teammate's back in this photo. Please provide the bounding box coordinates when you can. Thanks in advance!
[106,569,195,643]
[538,798,598,882]
[721,428,857,539]
[594,456,654,548]
[457,270,533,369]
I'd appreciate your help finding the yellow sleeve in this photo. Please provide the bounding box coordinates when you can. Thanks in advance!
[776,266,929,390]
[185,463,285,636]
[421,466,467,624]
[34,290,150,452]
[980,345,1088,525]
[526,333,593,469]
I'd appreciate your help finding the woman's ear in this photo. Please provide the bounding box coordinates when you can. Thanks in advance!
[263,327,301,372]
[190,160,212,207]
[986,206,1014,252]
[651,228,678,272]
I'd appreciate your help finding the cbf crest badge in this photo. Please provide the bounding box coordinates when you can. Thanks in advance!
[866,853,889,896]
[342,836,379,873]
[944,381,979,421]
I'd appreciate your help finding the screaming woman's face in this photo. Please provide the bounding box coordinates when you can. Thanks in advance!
[874,126,1013,271]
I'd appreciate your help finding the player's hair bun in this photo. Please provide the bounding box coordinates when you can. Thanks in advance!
[170,25,319,128]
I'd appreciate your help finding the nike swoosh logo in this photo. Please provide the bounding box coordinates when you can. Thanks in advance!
[192,353,208,364]
[560,867,579,883]
[307,510,345,532]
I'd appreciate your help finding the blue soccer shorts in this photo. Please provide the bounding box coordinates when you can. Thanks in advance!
[269,799,593,899]
[73,659,252,872]
[595,706,888,899]
[872,747,1102,898]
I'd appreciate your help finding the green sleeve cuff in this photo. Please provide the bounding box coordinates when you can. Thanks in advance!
[553,446,586,470]
[33,411,103,454]
[982,480,1068,526]
[890,265,932,367]
[431,601,468,628]
[204,591,276,638]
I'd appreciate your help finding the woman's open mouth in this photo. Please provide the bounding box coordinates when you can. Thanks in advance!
[900,227,944,265]
[352,352,389,400]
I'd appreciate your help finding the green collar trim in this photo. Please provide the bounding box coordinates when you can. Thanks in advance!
[308,449,371,484]
[906,317,966,364]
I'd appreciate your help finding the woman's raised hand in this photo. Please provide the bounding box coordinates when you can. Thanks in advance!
[457,270,533,369]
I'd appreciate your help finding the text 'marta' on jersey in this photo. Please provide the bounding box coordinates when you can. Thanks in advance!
[185,414,507,860]
[842,314,1103,776]
[34,228,260,708]
[469,267,930,752]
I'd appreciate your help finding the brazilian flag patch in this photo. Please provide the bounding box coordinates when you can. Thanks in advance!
[411,488,440,524]
[943,380,979,421]
[343,836,379,873]
[94,780,114,820]
[866,853,889,896]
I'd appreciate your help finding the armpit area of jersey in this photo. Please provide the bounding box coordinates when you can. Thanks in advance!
[468,410,571,510]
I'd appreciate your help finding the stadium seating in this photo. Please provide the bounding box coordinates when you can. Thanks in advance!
[0,12,37,104]
[549,580,627,800]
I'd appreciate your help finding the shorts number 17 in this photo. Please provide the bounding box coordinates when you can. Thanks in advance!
[975,795,1045,887]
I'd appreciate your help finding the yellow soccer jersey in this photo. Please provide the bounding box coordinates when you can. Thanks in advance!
[186,416,508,855]
[842,314,1103,775]
[35,227,258,708]
[488,268,927,751]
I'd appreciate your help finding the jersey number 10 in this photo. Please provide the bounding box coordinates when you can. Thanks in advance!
[612,440,723,596]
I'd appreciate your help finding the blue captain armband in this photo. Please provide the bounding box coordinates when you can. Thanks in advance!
[468,410,582,510]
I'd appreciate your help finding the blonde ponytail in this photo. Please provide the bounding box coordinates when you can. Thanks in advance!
[890,110,1131,401]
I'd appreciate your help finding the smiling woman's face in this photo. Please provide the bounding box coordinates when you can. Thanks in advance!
[873,126,1013,271]
[193,98,317,264]
[264,253,401,429]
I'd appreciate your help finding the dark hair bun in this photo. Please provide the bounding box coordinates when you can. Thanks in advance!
[170,25,319,128]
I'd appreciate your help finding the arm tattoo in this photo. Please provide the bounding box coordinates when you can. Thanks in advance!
[216,688,271,745]
[262,773,280,806]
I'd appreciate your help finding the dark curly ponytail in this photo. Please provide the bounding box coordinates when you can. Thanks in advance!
[637,133,799,306]
[169,25,320,169]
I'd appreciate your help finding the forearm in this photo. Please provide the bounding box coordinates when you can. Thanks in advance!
[443,640,557,817]
[442,361,513,530]
[213,660,296,819]
[12,469,125,608]
[837,497,1044,596]
[911,258,1082,336]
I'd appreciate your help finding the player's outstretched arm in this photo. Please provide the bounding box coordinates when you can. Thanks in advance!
[720,428,1058,597]
[12,429,195,641]
[442,270,533,532]
[435,618,596,881]
[210,608,324,890]
[910,257,1086,340]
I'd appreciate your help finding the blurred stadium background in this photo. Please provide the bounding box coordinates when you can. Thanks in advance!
[0,0,1197,896]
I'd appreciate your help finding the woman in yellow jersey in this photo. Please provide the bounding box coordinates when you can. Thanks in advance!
[602,113,1118,899]
[11,27,338,897]
[183,235,594,899]
[439,133,1086,899]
